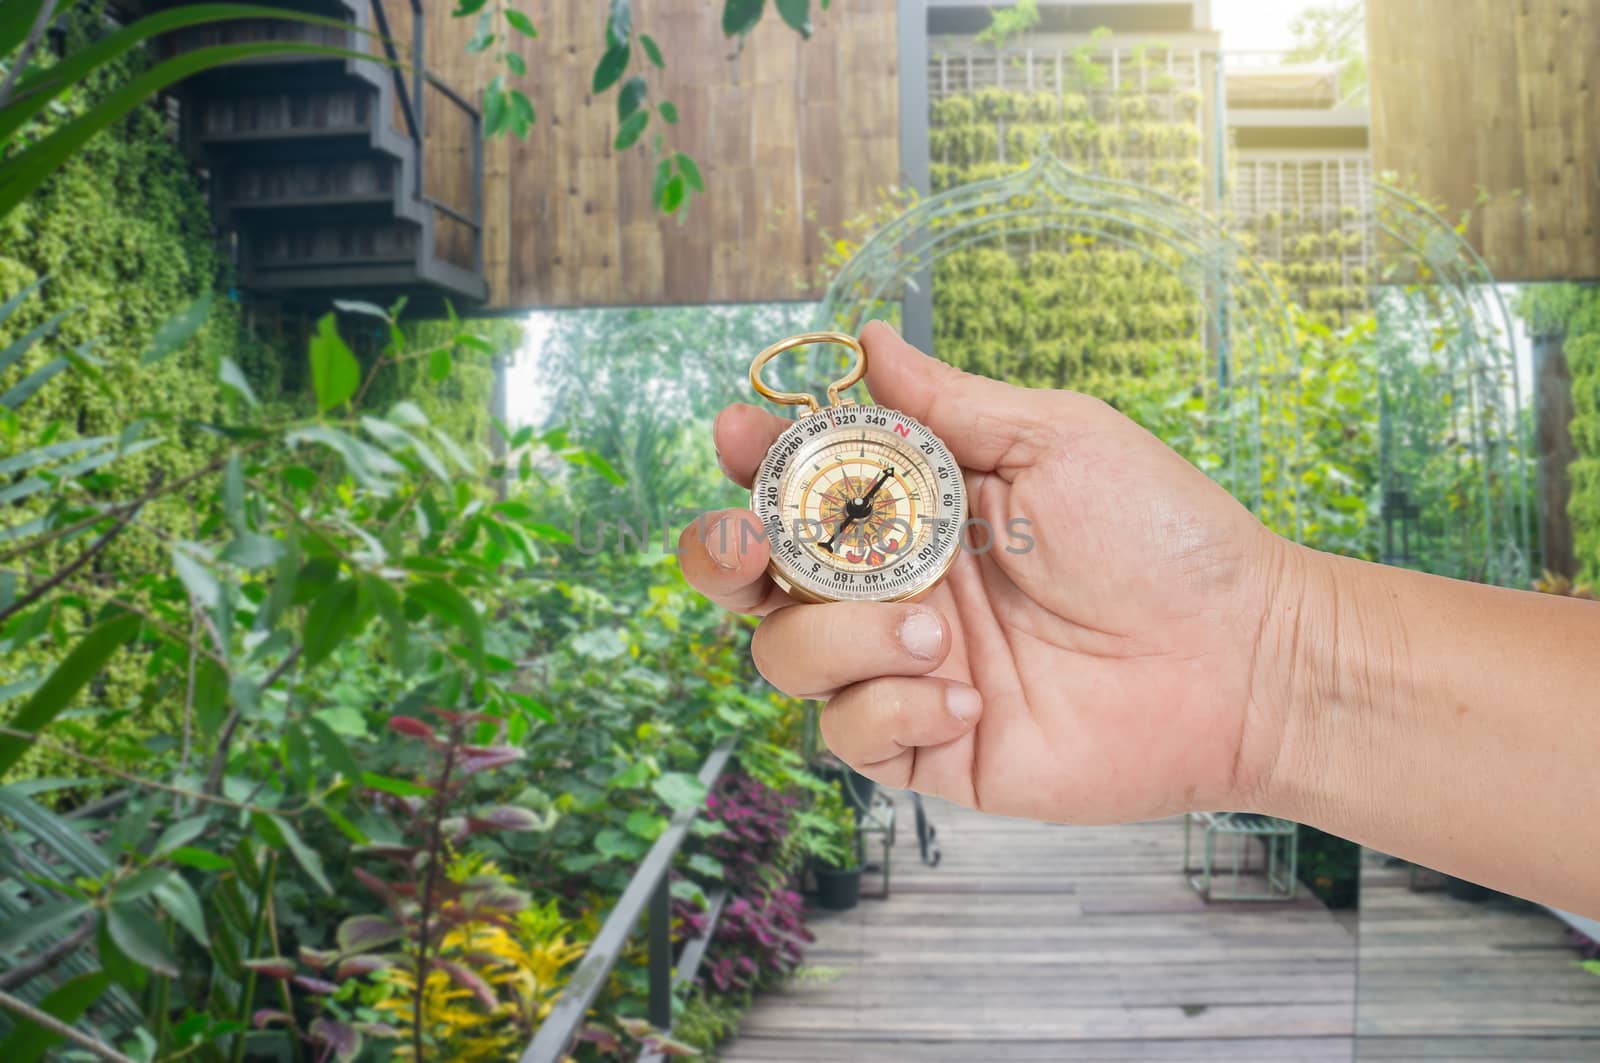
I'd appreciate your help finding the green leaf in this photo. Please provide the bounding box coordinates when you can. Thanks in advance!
[592,43,630,93]
[406,580,483,663]
[482,80,508,137]
[617,75,648,121]
[453,0,490,13]
[652,157,673,205]
[361,772,435,798]
[504,51,527,76]
[607,0,633,48]
[153,814,212,857]
[661,173,687,213]
[219,356,259,406]
[614,109,649,151]
[625,808,668,839]
[302,579,363,669]
[0,356,68,411]
[154,874,209,946]
[685,853,724,879]
[0,612,139,776]
[658,99,679,124]
[252,812,333,895]
[595,827,644,861]
[141,292,213,364]
[388,400,430,427]
[775,0,811,37]
[0,306,66,380]
[652,771,708,812]
[169,542,221,610]
[166,846,232,872]
[220,532,282,569]
[95,914,144,990]
[0,897,88,956]
[223,451,246,532]
[504,8,538,37]
[640,32,664,68]
[677,152,704,192]
[365,574,409,666]
[287,425,403,493]
[113,866,172,902]
[527,521,574,544]
[0,971,111,1063]
[428,347,453,381]
[722,0,766,37]
[308,716,361,778]
[564,449,627,486]
[508,88,536,136]
[361,416,448,481]
[310,313,361,413]
[106,903,178,977]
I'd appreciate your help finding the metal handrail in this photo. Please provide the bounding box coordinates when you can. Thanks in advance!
[365,0,484,272]
[519,738,738,1063]
[367,0,421,149]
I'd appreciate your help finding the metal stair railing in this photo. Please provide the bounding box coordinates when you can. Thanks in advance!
[519,738,738,1063]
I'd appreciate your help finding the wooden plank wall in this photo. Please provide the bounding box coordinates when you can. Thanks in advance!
[1367,0,1600,283]
[422,1,900,311]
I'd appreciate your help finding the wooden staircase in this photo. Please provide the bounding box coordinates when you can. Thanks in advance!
[158,0,488,309]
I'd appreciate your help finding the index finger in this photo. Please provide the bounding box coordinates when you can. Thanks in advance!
[712,403,791,490]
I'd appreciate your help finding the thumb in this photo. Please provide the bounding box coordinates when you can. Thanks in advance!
[859,319,1069,474]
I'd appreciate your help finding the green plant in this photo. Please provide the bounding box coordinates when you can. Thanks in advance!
[0,1,372,221]
[976,0,1040,50]
[807,787,857,871]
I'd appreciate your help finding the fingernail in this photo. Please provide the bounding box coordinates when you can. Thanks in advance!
[896,609,944,660]
[946,685,981,723]
[705,517,739,570]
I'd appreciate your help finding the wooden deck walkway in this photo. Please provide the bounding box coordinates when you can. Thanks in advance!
[1356,853,1600,1061]
[723,797,1359,1062]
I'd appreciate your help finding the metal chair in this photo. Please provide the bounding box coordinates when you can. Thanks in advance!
[1183,812,1298,901]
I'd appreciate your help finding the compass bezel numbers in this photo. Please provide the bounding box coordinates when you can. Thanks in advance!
[752,404,965,604]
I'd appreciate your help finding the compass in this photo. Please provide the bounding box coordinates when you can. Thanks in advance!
[748,331,966,604]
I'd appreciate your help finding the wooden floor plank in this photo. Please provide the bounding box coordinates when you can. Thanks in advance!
[719,804,1600,1061]
[1353,850,1600,1056]
[721,798,1359,1061]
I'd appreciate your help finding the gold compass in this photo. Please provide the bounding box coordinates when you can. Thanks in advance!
[748,331,966,604]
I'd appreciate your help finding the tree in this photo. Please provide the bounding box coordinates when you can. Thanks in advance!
[1285,2,1367,103]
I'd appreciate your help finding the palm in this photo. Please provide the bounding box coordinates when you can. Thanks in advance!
[914,418,1272,822]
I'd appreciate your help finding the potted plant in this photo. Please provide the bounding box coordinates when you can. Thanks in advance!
[809,788,863,911]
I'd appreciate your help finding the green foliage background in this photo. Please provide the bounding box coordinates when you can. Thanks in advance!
[1522,285,1600,583]
[0,10,504,783]
[927,66,1207,404]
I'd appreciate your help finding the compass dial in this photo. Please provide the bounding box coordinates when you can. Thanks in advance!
[752,405,966,603]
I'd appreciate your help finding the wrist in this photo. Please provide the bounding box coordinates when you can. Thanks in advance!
[1233,538,1404,822]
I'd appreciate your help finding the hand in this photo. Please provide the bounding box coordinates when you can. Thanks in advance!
[678,321,1295,824]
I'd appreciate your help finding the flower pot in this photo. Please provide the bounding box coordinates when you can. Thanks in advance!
[814,866,863,911]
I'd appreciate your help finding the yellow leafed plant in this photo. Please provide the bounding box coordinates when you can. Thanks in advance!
[369,856,587,1061]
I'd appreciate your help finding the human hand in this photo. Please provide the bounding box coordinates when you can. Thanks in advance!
[679,321,1295,824]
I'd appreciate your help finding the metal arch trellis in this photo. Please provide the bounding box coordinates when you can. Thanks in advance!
[1371,183,1532,588]
[812,151,1307,537]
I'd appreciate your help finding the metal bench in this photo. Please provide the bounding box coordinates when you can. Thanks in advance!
[1183,812,1298,901]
